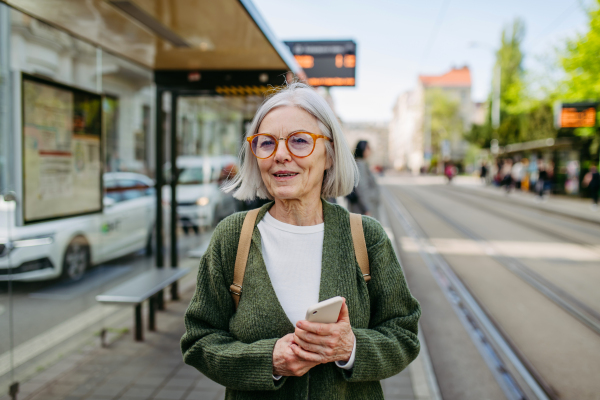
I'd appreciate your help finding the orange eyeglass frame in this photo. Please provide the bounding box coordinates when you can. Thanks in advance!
[246,132,333,159]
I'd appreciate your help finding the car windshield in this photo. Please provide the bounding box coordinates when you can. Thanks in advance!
[178,167,209,185]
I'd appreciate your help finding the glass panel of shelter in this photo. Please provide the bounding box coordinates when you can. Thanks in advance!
[0,5,157,394]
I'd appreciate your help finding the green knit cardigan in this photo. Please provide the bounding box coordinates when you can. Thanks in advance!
[181,200,421,400]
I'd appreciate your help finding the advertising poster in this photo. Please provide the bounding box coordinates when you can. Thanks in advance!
[22,75,102,223]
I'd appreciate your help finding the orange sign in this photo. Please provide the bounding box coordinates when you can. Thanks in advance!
[307,77,355,86]
[560,107,596,128]
[294,55,314,69]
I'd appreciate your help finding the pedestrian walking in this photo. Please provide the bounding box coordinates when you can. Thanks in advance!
[480,161,488,184]
[583,165,600,210]
[536,160,548,200]
[346,140,380,220]
[444,162,455,183]
[181,82,421,400]
[502,159,513,192]
[511,158,524,190]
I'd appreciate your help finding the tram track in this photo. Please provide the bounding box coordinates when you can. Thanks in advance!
[395,186,600,337]
[439,185,600,252]
[382,186,555,400]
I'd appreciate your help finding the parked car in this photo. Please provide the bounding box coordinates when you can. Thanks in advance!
[0,172,156,282]
[162,155,239,234]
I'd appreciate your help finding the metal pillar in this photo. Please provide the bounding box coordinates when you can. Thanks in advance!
[170,92,179,301]
[148,296,156,331]
[134,304,143,341]
[155,88,164,268]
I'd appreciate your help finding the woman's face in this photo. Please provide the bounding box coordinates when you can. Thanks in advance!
[256,106,331,202]
[363,145,371,160]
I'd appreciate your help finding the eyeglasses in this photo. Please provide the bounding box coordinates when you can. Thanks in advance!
[247,132,333,159]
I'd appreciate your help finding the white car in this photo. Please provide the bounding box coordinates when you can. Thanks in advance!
[0,172,156,282]
[163,155,239,234]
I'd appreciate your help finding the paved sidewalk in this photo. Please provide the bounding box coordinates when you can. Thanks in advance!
[2,262,431,400]
[452,178,600,224]
[379,173,600,224]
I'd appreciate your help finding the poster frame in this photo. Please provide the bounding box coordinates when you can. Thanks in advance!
[21,72,104,225]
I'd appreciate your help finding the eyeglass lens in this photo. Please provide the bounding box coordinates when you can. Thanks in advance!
[251,133,315,158]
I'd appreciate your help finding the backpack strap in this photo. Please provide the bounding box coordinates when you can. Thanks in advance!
[350,213,371,282]
[231,208,260,309]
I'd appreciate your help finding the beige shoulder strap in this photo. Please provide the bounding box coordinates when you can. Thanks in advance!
[231,208,260,309]
[350,213,371,282]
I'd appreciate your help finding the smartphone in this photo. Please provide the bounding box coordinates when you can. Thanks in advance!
[305,296,344,324]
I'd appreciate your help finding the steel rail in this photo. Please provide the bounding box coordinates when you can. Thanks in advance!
[441,186,600,250]
[382,186,555,400]
[401,186,600,336]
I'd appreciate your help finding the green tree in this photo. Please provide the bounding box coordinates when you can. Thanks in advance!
[425,88,462,155]
[561,0,600,101]
[495,18,527,145]
[466,18,558,149]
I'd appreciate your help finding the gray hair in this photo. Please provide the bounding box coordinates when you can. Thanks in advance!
[222,82,358,200]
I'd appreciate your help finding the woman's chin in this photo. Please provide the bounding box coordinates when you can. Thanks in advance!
[271,186,300,200]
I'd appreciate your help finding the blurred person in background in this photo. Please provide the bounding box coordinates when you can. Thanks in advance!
[583,165,600,210]
[511,157,524,190]
[181,83,421,399]
[521,158,530,191]
[444,162,455,183]
[501,159,513,192]
[346,140,381,219]
[480,161,488,184]
[536,159,548,201]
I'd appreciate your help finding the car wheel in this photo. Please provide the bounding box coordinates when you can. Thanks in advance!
[62,237,90,281]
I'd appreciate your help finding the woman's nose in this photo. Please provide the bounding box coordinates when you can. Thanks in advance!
[273,138,291,163]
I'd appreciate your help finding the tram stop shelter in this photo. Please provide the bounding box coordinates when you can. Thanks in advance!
[0,0,301,280]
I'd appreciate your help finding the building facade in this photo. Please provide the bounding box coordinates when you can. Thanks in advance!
[342,121,390,169]
[389,66,473,173]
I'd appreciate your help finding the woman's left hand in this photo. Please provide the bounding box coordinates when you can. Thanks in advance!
[292,298,355,364]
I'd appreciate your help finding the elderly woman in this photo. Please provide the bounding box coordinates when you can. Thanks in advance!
[181,82,421,399]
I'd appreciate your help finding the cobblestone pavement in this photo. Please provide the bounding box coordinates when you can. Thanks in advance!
[4,284,416,400]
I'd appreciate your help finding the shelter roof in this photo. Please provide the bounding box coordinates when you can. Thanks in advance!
[3,0,300,72]
[419,66,471,87]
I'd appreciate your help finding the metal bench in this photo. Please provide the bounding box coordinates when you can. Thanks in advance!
[96,268,191,341]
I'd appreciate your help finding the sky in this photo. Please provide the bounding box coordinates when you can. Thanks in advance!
[252,0,593,123]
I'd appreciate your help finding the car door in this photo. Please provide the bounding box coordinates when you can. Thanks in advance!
[113,178,148,253]
[99,177,126,261]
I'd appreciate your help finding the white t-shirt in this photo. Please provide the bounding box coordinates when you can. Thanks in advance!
[258,211,356,375]
[258,211,324,327]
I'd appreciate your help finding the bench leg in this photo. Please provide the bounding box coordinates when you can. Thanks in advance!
[157,289,165,310]
[149,295,156,331]
[134,304,143,341]
[171,281,179,301]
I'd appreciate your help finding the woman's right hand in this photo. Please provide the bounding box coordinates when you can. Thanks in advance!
[272,333,320,377]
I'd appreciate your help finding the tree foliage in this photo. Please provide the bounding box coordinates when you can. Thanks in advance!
[466,18,558,148]
[561,0,600,101]
[425,88,462,153]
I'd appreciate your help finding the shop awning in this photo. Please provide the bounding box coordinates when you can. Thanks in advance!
[1,0,300,73]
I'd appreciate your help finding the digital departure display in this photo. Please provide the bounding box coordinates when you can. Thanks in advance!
[554,101,599,129]
[284,40,356,87]
[560,106,596,128]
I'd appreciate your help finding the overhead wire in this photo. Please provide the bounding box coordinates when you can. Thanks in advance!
[528,0,584,48]
[419,0,452,69]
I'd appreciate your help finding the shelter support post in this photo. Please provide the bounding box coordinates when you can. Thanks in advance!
[134,304,143,341]
[170,91,179,300]
[155,88,164,268]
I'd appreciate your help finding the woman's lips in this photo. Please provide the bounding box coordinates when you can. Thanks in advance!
[272,171,299,181]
